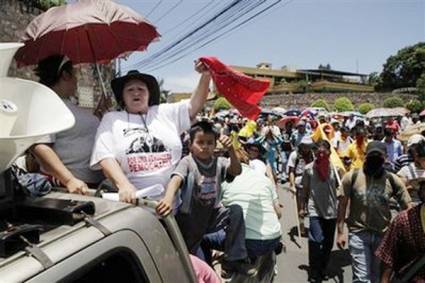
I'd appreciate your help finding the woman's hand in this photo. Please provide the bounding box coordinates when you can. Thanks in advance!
[65,177,89,195]
[118,184,137,204]
[194,60,210,75]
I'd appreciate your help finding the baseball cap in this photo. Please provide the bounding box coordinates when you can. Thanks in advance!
[366,141,387,156]
[407,134,425,148]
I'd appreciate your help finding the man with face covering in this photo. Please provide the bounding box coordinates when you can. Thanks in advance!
[301,140,341,282]
[336,141,412,283]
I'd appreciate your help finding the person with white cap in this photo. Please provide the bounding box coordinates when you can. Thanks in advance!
[287,135,314,236]
[397,134,425,205]
[393,133,425,172]
[290,120,308,148]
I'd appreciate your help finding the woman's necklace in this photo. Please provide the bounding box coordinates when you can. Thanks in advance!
[126,111,149,134]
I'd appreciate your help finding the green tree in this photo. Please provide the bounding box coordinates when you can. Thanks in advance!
[405,99,423,113]
[38,0,65,10]
[334,97,354,112]
[311,99,330,111]
[368,72,381,86]
[158,79,170,103]
[383,96,404,108]
[416,72,425,102]
[358,103,375,115]
[380,42,425,90]
[213,97,231,111]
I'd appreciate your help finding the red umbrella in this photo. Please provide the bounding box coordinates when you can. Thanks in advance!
[14,0,160,66]
[276,116,300,129]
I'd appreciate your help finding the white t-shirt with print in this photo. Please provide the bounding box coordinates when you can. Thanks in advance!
[90,100,191,191]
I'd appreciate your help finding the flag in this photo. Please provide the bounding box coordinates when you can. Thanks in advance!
[199,57,269,120]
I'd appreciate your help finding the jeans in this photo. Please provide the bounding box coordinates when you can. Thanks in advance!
[176,204,247,262]
[308,217,336,279]
[348,230,382,283]
[199,230,281,265]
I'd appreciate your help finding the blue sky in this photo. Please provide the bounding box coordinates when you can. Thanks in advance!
[116,0,425,93]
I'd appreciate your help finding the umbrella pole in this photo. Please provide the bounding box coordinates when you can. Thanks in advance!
[95,63,108,99]
[93,63,110,118]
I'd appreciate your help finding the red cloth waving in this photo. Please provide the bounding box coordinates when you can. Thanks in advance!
[199,57,269,120]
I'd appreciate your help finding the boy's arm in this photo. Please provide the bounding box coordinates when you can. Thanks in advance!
[156,175,183,216]
[219,135,241,177]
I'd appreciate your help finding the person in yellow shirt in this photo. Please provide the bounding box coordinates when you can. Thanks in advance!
[347,127,368,170]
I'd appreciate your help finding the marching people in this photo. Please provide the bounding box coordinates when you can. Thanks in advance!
[375,176,425,282]
[288,136,314,236]
[397,136,425,205]
[301,140,342,282]
[336,141,413,283]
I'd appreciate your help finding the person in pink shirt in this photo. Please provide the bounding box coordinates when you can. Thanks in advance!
[190,255,221,283]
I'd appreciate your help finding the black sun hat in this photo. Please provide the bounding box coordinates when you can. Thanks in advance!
[111,70,160,107]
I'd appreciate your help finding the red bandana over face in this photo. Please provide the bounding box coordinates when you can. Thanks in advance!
[199,57,269,120]
[315,151,330,182]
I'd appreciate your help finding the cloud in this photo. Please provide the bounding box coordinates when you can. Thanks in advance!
[163,73,199,93]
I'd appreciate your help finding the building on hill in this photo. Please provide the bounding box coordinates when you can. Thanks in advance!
[231,63,374,94]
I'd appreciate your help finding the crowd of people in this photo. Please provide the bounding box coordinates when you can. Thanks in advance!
[14,54,425,282]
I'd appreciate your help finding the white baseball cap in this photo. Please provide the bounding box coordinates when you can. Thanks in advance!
[407,134,425,148]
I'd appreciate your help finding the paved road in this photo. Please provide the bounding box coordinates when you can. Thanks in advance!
[275,183,352,283]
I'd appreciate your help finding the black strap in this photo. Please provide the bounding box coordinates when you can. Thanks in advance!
[83,212,111,236]
[20,235,53,269]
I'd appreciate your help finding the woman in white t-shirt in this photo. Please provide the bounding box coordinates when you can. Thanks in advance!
[90,62,211,203]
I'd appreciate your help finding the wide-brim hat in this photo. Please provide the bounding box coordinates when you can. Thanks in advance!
[111,70,160,107]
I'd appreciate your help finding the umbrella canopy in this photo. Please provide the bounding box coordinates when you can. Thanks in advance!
[276,116,300,129]
[15,0,160,66]
[284,109,301,117]
[366,107,410,119]
[398,123,425,142]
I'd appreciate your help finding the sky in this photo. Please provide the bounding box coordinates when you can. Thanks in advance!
[115,0,425,93]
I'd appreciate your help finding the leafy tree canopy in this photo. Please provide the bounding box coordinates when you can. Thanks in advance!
[334,97,354,112]
[213,97,231,111]
[380,42,425,90]
[311,99,330,111]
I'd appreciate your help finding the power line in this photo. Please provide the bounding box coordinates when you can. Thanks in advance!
[140,0,259,69]
[146,0,164,19]
[145,0,287,72]
[161,0,218,36]
[126,0,251,70]
[153,0,184,24]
